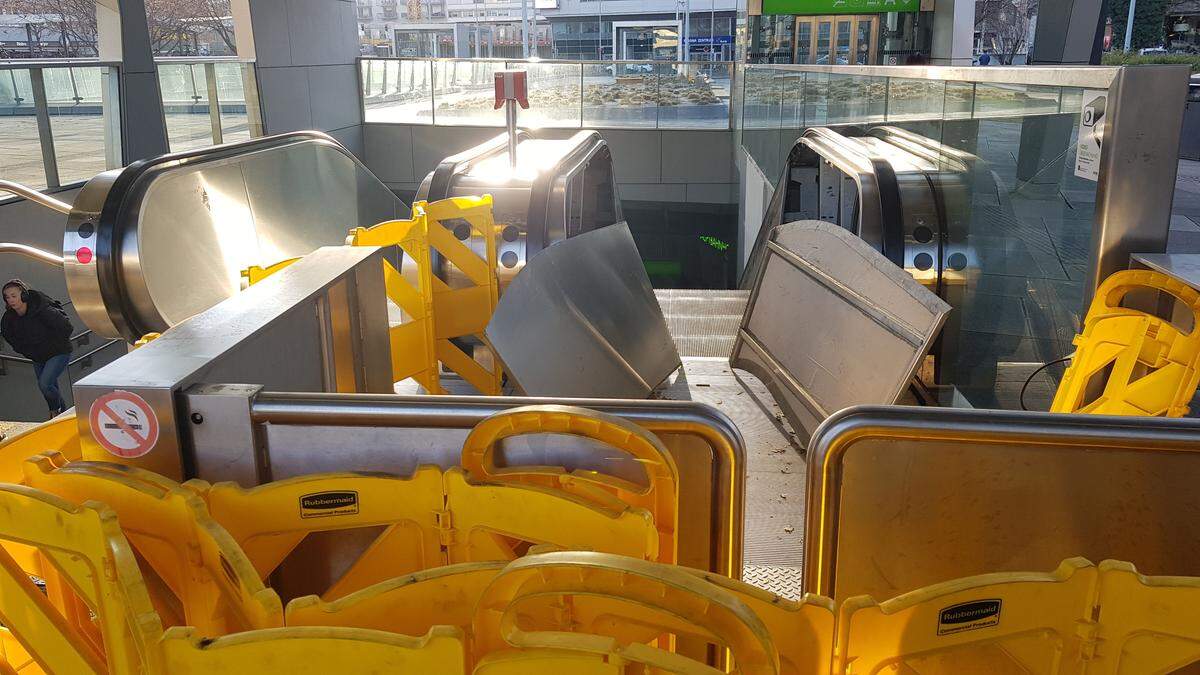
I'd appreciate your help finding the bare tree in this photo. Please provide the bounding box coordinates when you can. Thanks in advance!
[974,0,1037,64]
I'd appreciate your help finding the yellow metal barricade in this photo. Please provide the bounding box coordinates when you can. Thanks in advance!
[833,557,1097,674]
[0,484,163,675]
[23,453,284,636]
[348,195,502,395]
[1052,269,1200,416]
[460,405,679,565]
[1088,560,1200,674]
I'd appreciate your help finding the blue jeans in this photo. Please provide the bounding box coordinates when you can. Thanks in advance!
[32,353,69,413]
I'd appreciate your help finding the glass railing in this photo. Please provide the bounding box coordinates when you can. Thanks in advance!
[156,58,263,152]
[734,63,1139,411]
[361,57,734,130]
[738,65,1103,184]
[0,61,122,190]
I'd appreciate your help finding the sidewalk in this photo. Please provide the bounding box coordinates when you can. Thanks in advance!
[1168,159,1200,252]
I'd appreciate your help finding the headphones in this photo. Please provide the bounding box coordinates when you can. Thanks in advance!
[3,279,30,304]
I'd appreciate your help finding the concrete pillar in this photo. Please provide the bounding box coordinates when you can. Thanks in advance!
[246,0,364,154]
[930,0,974,65]
[106,0,170,161]
[1016,0,1105,189]
[1029,0,1105,64]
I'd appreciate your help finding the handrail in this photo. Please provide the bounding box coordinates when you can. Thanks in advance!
[0,181,72,215]
[0,243,64,268]
[741,62,1121,89]
[0,338,121,367]
[0,59,119,69]
[362,56,737,68]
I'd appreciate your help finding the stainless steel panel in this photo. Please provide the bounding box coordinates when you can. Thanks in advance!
[731,221,950,446]
[485,222,682,398]
[64,131,407,341]
[1089,66,1190,305]
[806,405,1200,601]
[72,247,392,479]
[243,391,744,578]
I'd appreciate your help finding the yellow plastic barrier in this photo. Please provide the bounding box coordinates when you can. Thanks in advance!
[833,557,1098,674]
[461,405,679,565]
[191,464,659,601]
[241,257,301,286]
[285,562,506,636]
[0,413,79,483]
[159,625,468,674]
[348,195,502,395]
[0,628,39,674]
[191,467,445,599]
[471,551,780,675]
[1052,269,1200,416]
[23,453,284,636]
[1088,560,1200,674]
[0,483,163,675]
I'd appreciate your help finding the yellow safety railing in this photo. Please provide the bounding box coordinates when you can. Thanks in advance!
[347,195,503,395]
[1052,269,1200,416]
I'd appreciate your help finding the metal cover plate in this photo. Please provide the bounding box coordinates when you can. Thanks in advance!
[731,221,950,447]
[807,406,1200,601]
[486,222,681,398]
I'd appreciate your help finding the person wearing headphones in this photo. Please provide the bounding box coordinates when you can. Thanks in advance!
[1,280,73,417]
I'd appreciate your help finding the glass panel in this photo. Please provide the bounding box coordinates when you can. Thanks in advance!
[431,59,505,126]
[944,81,975,119]
[855,19,872,65]
[582,62,658,129]
[835,20,851,65]
[214,62,255,143]
[0,69,46,188]
[824,74,886,125]
[509,61,581,128]
[886,78,947,122]
[815,22,832,64]
[363,59,434,124]
[658,62,729,129]
[973,83,1062,119]
[795,21,812,64]
[158,63,215,151]
[741,66,783,179]
[45,66,117,183]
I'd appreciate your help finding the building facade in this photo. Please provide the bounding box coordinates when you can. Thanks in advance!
[746,0,936,65]
[359,0,738,60]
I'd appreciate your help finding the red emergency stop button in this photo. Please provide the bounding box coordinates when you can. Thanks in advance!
[76,247,93,264]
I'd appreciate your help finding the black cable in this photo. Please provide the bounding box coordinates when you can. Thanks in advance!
[1019,354,1074,411]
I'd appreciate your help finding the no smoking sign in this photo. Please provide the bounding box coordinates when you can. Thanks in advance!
[88,391,160,459]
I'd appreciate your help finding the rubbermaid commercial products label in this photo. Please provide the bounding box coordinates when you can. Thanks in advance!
[937,599,1001,635]
[299,491,360,518]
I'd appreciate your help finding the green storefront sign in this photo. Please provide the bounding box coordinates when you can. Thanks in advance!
[761,0,920,14]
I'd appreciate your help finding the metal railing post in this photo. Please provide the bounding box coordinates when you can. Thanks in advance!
[29,68,61,189]
[243,63,265,138]
[204,62,223,145]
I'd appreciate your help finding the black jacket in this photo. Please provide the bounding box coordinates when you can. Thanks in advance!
[1,289,73,363]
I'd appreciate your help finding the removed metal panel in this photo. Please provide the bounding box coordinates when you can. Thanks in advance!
[806,405,1200,602]
[731,221,949,447]
[64,131,408,341]
[485,222,681,398]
